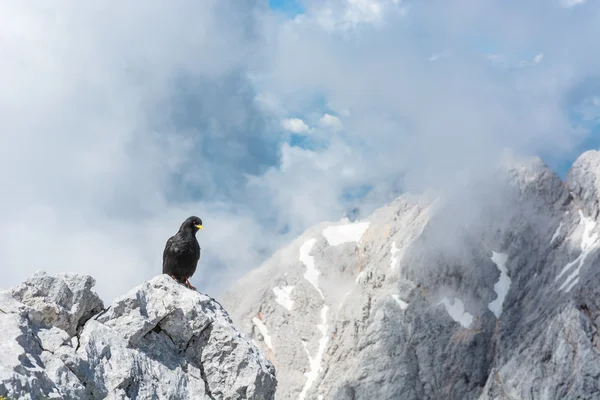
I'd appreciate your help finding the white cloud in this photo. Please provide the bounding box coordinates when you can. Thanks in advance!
[254,0,597,220]
[561,0,586,8]
[488,52,544,68]
[247,139,361,231]
[428,50,451,62]
[486,54,507,65]
[516,53,545,67]
[310,0,406,32]
[254,92,286,115]
[344,0,385,27]
[281,117,310,133]
[576,96,600,122]
[0,1,269,301]
[319,113,343,131]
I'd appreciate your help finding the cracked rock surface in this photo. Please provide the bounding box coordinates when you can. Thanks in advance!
[0,272,276,400]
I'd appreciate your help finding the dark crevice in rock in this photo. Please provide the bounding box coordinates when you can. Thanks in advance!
[145,311,179,348]
[60,359,101,400]
[11,321,80,399]
[31,332,53,355]
[92,306,111,322]
[75,328,83,352]
[119,375,140,399]
[19,315,49,367]
[59,353,105,400]
[579,303,600,350]
[199,360,216,400]
[0,308,6,314]
[125,380,139,399]
[541,350,552,363]
[152,311,175,331]
[76,306,104,336]
[162,328,177,348]
[189,323,217,400]
[63,362,86,388]
[580,304,593,323]
[182,321,213,356]
[182,334,196,355]
[74,308,92,354]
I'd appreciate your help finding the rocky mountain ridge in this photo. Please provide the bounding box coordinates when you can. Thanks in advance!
[223,150,600,399]
[0,273,277,400]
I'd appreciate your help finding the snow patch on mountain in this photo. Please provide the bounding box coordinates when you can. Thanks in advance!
[338,291,351,310]
[564,278,579,293]
[355,270,366,284]
[299,305,330,400]
[488,251,511,318]
[551,222,564,244]
[299,238,324,298]
[392,294,409,310]
[273,286,294,311]
[322,222,370,246]
[438,297,473,328]
[298,236,331,398]
[252,316,274,350]
[390,242,400,270]
[556,210,599,292]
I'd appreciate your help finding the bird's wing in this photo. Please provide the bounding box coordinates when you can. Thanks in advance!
[163,236,176,260]
[162,235,180,274]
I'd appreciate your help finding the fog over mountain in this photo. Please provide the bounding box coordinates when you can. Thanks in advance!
[1,1,599,308]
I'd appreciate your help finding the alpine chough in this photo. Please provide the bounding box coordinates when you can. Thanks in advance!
[162,216,203,289]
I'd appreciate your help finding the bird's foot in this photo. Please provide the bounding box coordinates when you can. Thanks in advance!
[185,278,196,291]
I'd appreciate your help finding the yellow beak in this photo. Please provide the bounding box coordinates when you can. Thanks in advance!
[196,224,204,230]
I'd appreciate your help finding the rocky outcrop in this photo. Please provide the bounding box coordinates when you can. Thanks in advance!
[0,272,277,400]
[223,151,600,400]
[567,149,600,219]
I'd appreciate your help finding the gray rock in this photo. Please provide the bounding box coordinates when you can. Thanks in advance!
[0,273,277,400]
[9,271,104,336]
[567,149,600,219]
[479,305,600,400]
[222,153,600,399]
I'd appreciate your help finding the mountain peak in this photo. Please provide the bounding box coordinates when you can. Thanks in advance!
[0,272,277,400]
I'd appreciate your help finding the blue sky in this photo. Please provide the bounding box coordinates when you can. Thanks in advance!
[269,0,304,17]
[1,0,599,301]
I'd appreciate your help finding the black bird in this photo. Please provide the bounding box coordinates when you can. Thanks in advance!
[162,216,203,289]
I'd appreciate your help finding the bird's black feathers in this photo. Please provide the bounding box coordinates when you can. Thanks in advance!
[162,216,203,288]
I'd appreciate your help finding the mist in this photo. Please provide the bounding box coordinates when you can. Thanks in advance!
[0,0,598,302]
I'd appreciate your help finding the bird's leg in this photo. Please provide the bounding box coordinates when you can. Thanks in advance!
[185,278,196,290]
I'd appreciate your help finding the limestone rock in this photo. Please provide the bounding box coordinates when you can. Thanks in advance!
[0,273,277,400]
[223,153,600,399]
